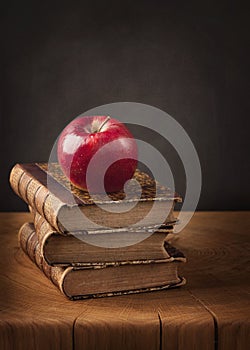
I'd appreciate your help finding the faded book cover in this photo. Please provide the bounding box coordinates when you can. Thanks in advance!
[31,211,175,265]
[10,162,181,233]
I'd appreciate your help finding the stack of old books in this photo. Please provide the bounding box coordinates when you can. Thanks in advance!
[10,162,186,300]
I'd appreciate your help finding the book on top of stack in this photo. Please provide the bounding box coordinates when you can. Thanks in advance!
[10,162,186,300]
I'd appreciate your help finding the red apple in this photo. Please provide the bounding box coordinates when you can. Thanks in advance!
[57,115,138,193]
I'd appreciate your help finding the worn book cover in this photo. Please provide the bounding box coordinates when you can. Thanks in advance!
[30,211,175,265]
[10,162,181,233]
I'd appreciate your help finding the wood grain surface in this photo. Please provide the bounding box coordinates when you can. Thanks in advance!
[0,212,249,350]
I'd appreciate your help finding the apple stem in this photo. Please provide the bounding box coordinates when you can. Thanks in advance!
[97,116,111,132]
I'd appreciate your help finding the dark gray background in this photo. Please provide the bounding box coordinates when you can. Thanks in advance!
[1,1,250,211]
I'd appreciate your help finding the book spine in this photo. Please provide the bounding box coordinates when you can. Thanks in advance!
[9,163,26,197]
[34,209,67,240]
[10,164,63,232]
[18,222,65,294]
[33,211,67,251]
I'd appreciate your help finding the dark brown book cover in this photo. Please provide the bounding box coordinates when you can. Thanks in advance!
[32,211,175,265]
[18,222,186,300]
[10,162,181,233]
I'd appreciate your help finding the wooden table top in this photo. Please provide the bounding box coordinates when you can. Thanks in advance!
[0,212,249,350]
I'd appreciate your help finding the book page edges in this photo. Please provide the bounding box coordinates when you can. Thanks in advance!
[66,276,186,300]
[57,201,177,232]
